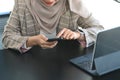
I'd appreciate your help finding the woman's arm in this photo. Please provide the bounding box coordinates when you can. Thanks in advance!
[2,0,29,52]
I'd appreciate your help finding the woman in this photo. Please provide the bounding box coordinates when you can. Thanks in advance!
[2,0,104,53]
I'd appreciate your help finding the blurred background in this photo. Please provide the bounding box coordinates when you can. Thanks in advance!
[0,0,14,15]
[84,0,120,30]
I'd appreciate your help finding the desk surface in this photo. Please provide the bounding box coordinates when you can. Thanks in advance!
[0,40,120,80]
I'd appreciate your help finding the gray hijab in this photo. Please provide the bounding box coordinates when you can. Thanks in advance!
[25,0,66,34]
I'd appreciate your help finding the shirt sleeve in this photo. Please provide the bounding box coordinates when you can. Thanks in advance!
[77,14,104,47]
[78,27,94,47]
[19,41,32,53]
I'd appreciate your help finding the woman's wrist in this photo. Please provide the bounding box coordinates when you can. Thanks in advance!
[77,31,86,48]
[77,31,85,41]
[26,36,38,47]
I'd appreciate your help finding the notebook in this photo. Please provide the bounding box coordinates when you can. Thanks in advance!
[70,26,120,76]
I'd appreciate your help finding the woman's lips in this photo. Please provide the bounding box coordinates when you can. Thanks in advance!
[44,1,54,5]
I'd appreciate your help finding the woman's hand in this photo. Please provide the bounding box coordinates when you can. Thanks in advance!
[57,28,86,48]
[57,28,81,40]
[26,34,58,49]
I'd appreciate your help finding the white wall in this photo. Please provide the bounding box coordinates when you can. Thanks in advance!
[84,0,120,29]
[0,0,14,15]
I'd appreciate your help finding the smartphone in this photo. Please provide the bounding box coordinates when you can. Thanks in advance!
[47,38,63,42]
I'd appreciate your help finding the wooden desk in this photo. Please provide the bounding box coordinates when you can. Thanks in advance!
[0,40,120,80]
